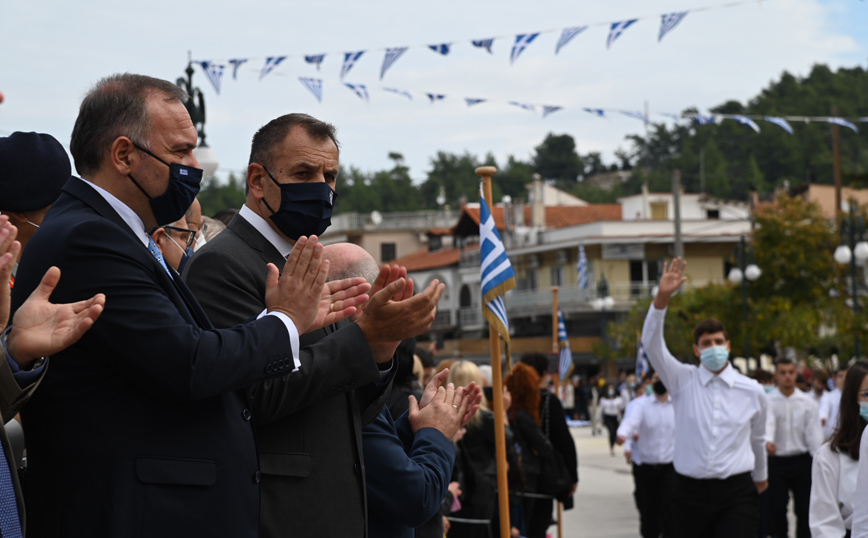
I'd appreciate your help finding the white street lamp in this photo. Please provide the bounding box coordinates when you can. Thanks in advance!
[193,144,219,179]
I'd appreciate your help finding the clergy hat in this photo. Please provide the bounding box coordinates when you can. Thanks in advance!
[0,131,71,212]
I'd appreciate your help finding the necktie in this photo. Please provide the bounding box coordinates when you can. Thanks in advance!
[0,435,23,538]
[147,236,171,276]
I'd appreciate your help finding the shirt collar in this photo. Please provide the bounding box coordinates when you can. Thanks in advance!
[78,177,148,247]
[698,361,737,388]
[239,204,294,258]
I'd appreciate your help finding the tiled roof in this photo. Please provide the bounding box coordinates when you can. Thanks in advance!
[461,204,622,230]
[390,246,461,272]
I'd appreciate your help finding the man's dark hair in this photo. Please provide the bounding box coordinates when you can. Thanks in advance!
[248,113,339,170]
[70,73,188,176]
[520,352,549,378]
[774,357,795,370]
[693,318,728,344]
[415,348,434,369]
[748,369,774,384]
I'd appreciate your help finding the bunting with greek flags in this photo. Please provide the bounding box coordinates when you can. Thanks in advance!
[510,33,539,65]
[826,117,859,133]
[229,59,247,80]
[693,114,717,125]
[298,77,323,103]
[659,12,688,42]
[472,39,494,54]
[620,110,649,123]
[383,88,413,100]
[542,105,562,118]
[345,83,369,103]
[584,108,606,118]
[764,116,794,135]
[380,48,408,79]
[731,115,760,133]
[429,43,451,55]
[480,190,516,346]
[427,93,446,103]
[340,51,365,80]
[259,56,286,80]
[636,338,650,378]
[199,62,225,95]
[607,20,637,49]
[465,98,486,107]
[509,101,535,113]
[304,54,325,70]
[661,112,684,121]
[577,244,588,289]
[557,308,573,381]
[555,26,587,54]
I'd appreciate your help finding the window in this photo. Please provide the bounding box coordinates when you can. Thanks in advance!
[459,285,472,307]
[629,259,661,297]
[551,265,564,287]
[650,201,668,221]
[527,269,538,290]
[706,209,720,219]
[381,243,396,263]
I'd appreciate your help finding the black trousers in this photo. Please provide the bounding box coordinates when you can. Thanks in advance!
[603,414,619,449]
[768,453,812,538]
[671,471,758,538]
[635,463,675,538]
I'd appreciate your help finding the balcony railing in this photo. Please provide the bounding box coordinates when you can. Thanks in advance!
[431,309,453,330]
[459,249,481,269]
[458,307,484,329]
[329,210,461,234]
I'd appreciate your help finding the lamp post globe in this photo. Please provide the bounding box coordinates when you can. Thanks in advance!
[744,264,762,282]
[835,245,853,265]
[728,267,744,284]
[194,144,219,179]
[854,241,868,262]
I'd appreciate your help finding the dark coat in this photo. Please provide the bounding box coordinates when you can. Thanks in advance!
[540,389,579,485]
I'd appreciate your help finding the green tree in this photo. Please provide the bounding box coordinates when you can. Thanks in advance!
[533,133,583,189]
[199,173,246,216]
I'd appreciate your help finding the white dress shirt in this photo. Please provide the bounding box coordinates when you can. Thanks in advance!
[819,389,842,441]
[642,305,768,481]
[617,395,649,464]
[810,441,858,537]
[847,425,868,537]
[619,395,676,465]
[239,204,294,258]
[598,396,624,418]
[765,388,823,456]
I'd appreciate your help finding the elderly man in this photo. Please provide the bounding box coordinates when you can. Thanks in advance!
[183,114,445,537]
[148,216,196,273]
[184,197,208,251]
[10,74,381,538]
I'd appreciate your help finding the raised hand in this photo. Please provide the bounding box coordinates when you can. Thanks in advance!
[264,236,329,334]
[0,216,22,328]
[407,382,469,439]
[307,277,371,332]
[418,367,483,426]
[7,267,105,368]
[356,276,445,345]
[654,257,687,309]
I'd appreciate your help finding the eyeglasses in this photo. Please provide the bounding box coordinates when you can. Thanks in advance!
[162,225,197,248]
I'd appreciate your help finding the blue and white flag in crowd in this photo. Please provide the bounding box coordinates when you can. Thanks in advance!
[199,62,225,95]
[345,83,369,103]
[429,43,451,55]
[693,114,717,125]
[636,339,650,378]
[577,244,588,289]
[764,116,794,135]
[621,110,649,123]
[480,189,516,346]
[259,56,286,80]
[659,12,688,42]
[383,88,413,100]
[380,48,408,80]
[472,39,494,53]
[465,98,487,107]
[229,59,247,80]
[427,93,446,103]
[584,108,606,118]
[731,115,761,133]
[542,105,563,118]
[340,51,365,80]
[826,117,860,133]
[607,19,638,49]
[555,26,587,54]
[557,308,573,381]
[510,33,539,64]
[509,101,535,113]
[298,77,323,103]
[304,54,325,70]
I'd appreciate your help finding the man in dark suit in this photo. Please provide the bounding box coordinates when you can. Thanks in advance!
[9,74,391,538]
[183,113,447,537]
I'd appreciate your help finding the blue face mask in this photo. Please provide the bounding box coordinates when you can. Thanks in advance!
[860,402,868,422]
[699,345,729,371]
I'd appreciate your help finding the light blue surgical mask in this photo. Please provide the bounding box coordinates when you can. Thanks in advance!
[764,385,775,394]
[699,345,729,372]
[859,402,868,422]
[645,385,654,396]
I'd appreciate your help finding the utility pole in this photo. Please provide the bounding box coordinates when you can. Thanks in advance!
[673,169,683,258]
[833,104,843,219]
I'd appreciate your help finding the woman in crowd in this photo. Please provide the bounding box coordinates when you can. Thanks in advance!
[810,360,868,537]
[596,383,624,455]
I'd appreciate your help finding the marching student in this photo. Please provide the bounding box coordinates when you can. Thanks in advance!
[820,365,848,440]
[642,258,768,538]
[765,358,823,538]
[597,383,625,455]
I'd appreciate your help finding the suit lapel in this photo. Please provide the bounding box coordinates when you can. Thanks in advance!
[227,214,285,270]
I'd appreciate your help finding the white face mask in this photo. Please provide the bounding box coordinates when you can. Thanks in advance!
[193,232,207,252]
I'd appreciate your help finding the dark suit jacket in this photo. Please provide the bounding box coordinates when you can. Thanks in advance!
[10,178,371,538]
[183,213,389,538]
[364,408,454,538]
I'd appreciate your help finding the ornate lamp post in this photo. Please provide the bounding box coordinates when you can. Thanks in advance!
[177,59,219,178]
[728,235,761,370]
[833,201,868,359]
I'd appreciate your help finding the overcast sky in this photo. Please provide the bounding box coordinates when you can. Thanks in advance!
[1,0,865,186]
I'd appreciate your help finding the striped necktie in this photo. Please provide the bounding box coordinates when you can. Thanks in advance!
[0,434,23,538]
[147,236,171,276]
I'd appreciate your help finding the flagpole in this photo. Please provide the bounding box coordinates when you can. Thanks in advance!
[477,165,511,538]
[551,286,565,538]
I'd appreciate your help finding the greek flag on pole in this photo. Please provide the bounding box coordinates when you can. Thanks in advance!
[732,115,761,133]
[509,102,535,113]
[384,88,413,100]
[584,108,606,118]
[555,26,587,54]
[260,56,286,80]
[429,43,451,55]
[620,110,649,123]
[764,116,794,135]
[636,339,650,378]
[199,62,225,94]
[826,117,859,133]
[542,105,562,119]
[229,59,247,80]
[577,244,588,289]
[345,83,369,103]
[340,51,365,80]
[472,39,494,53]
[557,308,573,381]
[305,54,325,70]
[510,33,539,64]
[480,190,516,345]
[659,12,688,42]
[607,20,637,49]
[380,48,407,79]
[465,98,486,107]
[298,77,323,103]
[427,94,446,103]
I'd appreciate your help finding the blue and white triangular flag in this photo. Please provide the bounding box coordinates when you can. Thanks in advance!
[510,33,539,65]
[764,116,794,135]
[199,62,225,95]
[340,51,365,80]
[659,12,688,42]
[607,19,637,49]
[229,58,248,80]
[555,26,588,54]
[826,117,859,133]
[661,112,684,121]
[465,98,487,107]
[429,43,451,55]
[427,93,446,103]
[509,101,535,113]
[731,115,760,133]
[480,188,516,345]
[380,48,408,80]
[298,77,323,103]
[472,39,494,54]
[304,54,326,70]
[620,110,649,123]
[693,114,717,125]
[557,308,573,381]
[636,339,650,379]
[542,105,563,119]
[577,244,588,289]
[384,88,413,100]
[584,108,606,118]
[260,56,286,80]
[345,83,369,103]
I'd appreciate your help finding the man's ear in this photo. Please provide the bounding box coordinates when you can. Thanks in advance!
[726,340,731,353]
[150,227,166,246]
[693,344,700,358]
[248,163,267,200]
[111,136,137,175]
